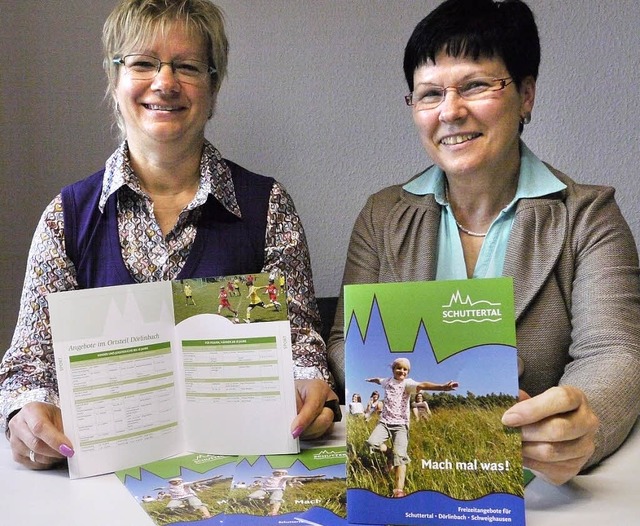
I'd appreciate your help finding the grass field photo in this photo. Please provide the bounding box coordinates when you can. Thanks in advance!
[139,477,232,525]
[347,393,523,500]
[171,273,288,326]
[225,477,346,517]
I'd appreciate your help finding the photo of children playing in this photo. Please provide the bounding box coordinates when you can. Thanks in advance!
[226,455,346,520]
[160,476,215,520]
[347,353,523,501]
[135,472,233,526]
[246,469,325,516]
[171,273,288,325]
[363,358,458,498]
[364,390,383,421]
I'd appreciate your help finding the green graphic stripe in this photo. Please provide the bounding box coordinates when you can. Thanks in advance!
[69,342,171,364]
[183,344,275,351]
[116,453,239,482]
[187,391,280,398]
[345,278,516,358]
[73,372,173,393]
[79,421,178,447]
[187,377,279,383]
[261,446,347,470]
[182,337,276,349]
[184,360,278,367]
[76,383,174,404]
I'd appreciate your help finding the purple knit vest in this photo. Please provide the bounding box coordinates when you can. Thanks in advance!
[61,160,273,288]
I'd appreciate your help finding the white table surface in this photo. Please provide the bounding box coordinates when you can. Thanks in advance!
[1,415,638,525]
[522,416,640,524]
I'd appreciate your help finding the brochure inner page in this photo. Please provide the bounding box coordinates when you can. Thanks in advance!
[50,281,182,479]
[50,273,299,478]
[176,313,298,455]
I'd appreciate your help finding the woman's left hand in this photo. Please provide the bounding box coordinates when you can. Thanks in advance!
[501,386,599,485]
[291,379,340,440]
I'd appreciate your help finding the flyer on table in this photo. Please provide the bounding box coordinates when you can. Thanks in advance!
[115,446,348,526]
[50,273,298,479]
[344,277,525,526]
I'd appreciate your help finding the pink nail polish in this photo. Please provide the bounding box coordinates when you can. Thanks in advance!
[59,444,75,458]
[291,426,304,439]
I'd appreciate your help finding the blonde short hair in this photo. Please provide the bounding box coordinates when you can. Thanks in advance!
[102,0,228,135]
[391,357,411,371]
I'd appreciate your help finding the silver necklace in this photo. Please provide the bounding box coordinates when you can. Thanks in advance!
[453,218,488,237]
[444,184,488,238]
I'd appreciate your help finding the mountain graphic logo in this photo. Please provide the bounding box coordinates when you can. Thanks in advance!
[441,290,503,324]
[313,449,347,461]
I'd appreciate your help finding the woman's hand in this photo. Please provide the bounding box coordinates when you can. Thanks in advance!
[501,386,599,485]
[7,402,74,470]
[291,379,340,441]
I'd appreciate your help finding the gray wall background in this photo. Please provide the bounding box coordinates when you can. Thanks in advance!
[1,1,639,354]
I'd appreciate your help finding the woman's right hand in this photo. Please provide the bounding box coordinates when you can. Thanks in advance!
[501,387,598,485]
[7,402,74,470]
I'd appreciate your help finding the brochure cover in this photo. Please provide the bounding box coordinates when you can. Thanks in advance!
[49,272,298,479]
[116,452,237,525]
[224,446,347,526]
[115,446,348,526]
[344,278,525,526]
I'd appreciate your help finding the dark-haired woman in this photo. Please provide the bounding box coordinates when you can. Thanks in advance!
[328,0,640,485]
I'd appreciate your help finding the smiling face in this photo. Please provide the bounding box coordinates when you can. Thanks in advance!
[114,22,214,151]
[411,52,535,181]
[392,359,411,381]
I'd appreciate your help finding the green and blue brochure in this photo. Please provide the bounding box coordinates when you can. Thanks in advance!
[344,278,525,526]
[116,446,348,526]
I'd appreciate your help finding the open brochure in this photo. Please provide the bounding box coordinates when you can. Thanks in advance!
[115,446,348,525]
[344,277,525,526]
[49,273,298,479]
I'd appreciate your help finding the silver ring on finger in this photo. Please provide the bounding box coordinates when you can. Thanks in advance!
[29,449,36,463]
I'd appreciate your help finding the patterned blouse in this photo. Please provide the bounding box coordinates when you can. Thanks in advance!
[379,377,418,426]
[0,141,331,431]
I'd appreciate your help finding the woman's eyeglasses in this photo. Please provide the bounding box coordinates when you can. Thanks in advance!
[405,77,513,110]
[113,54,216,85]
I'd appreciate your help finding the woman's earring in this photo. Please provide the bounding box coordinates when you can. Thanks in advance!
[520,112,532,126]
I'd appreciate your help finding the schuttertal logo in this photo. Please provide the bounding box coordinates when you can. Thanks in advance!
[441,290,502,324]
[312,449,347,461]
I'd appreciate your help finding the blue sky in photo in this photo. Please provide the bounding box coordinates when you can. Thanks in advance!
[345,300,519,404]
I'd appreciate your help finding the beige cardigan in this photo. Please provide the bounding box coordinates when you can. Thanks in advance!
[328,166,640,468]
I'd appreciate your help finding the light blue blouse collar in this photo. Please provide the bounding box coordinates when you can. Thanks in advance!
[403,142,566,205]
